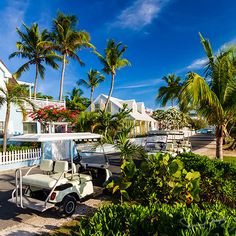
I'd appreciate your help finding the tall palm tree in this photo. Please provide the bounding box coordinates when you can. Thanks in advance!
[94,39,130,111]
[65,87,89,111]
[9,23,60,99]
[51,12,94,101]
[0,80,34,152]
[181,33,236,160]
[78,69,105,105]
[156,74,182,107]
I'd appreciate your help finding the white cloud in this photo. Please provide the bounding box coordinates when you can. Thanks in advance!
[178,37,236,74]
[116,78,162,89]
[220,37,236,50]
[186,57,208,70]
[112,0,170,30]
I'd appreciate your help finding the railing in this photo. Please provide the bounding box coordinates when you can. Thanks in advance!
[0,148,41,165]
[24,98,65,110]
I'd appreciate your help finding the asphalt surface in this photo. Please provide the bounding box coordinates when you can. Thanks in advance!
[0,153,121,231]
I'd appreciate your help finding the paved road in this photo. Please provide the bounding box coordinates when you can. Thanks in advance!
[0,153,121,232]
[189,133,216,157]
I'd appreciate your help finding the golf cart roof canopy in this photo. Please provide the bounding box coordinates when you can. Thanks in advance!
[9,132,102,142]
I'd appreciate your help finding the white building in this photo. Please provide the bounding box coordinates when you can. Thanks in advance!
[0,60,66,137]
[87,94,158,136]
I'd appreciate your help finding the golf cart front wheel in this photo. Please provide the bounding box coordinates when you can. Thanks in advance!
[58,195,77,217]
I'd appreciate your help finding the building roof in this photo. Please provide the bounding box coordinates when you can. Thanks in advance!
[89,94,157,123]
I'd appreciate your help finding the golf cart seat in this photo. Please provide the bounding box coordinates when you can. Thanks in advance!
[65,163,93,182]
[40,159,54,173]
[22,161,69,189]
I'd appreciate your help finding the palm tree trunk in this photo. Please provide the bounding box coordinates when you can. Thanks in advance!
[59,54,66,101]
[90,87,94,105]
[216,125,223,160]
[3,103,10,153]
[104,72,115,112]
[33,64,39,100]
[216,136,223,160]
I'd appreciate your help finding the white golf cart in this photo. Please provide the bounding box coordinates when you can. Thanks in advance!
[8,132,112,216]
[145,130,191,156]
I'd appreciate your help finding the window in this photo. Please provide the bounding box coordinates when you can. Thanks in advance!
[23,122,37,134]
[95,103,100,111]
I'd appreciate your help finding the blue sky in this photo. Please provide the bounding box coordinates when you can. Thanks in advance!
[0,0,236,109]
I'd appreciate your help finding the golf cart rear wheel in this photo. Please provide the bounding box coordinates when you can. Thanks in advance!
[58,195,77,217]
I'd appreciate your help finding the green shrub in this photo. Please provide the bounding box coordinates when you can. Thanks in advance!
[106,160,137,203]
[129,153,201,205]
[77,203,236,236]
[178,153,236,207]
[0,143,40,152]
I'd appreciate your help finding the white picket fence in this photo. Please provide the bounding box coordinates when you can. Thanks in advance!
[0,148,41,165]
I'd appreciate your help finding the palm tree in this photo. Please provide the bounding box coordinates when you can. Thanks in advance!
[94,39,130,111]
[51,12,94,101]
[0,80,34,152]
[180,33,236,160]
[65,87,89,111]
[78,69,105,105]
[156,74,182,107]
[9,23,60,99]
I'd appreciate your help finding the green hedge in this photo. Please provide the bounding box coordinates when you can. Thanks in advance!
[178,153,236,207]
[0,143,40,152]
[128,153,236,208]
[77,203,236,236]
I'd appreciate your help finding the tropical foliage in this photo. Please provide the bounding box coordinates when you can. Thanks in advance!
[156,74,182,107]
[130,153,201,206]
[153,107,190,130]
[75,203,236,236]
[106,160,137,203]
[65,87,89,111]
[0,80,34,152]
[33,92,54,100]
[180,33,236,160]
[179,153,236,207]
[95,39,130,111]
[51,12,94,101]
[9,23,60,99]
[29,105,79,124]
[78,69,105,104]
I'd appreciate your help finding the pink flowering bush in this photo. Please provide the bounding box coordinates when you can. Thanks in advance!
[29,105,80,124]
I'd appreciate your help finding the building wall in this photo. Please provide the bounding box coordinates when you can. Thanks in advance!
[0,65,24,135]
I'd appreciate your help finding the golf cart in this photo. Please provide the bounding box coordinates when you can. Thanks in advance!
[145,130,191,156]
[8,132,112,216]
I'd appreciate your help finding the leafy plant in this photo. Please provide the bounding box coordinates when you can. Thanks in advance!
[178,152,236,207]
[130,153,201,205]
[29,105,80,124]
[106,160,137,203]
[156,73,182,107]
[180,33,236,160]
[76,203,236,236]
[78,69,105,105]
[153,108,190,130]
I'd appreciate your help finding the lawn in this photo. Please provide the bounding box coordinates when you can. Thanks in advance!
[224,156,236,164]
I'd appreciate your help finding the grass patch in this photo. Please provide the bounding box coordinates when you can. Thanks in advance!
[47,220,80,236]
[224,156,236,164]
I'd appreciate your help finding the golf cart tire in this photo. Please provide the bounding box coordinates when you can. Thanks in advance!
[58,195,77,217]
